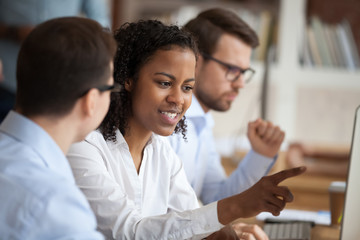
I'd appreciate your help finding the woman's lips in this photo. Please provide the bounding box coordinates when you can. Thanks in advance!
[159,111,181,125]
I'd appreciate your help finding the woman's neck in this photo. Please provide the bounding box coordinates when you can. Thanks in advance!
[123,121,152,174]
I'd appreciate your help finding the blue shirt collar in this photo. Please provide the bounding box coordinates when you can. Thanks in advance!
[186,95,215,129]
[0,111,74,182]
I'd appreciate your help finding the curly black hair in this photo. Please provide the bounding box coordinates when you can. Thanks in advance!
[100,20,199,142]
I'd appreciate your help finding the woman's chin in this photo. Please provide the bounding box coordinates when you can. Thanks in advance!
[153,127,177,137]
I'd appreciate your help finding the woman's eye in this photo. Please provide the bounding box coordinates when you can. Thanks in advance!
[158,81,171,87]
[183,85,194,92]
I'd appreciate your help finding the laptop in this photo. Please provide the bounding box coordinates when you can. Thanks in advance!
[340,105,360,239]
[262,105,360,239]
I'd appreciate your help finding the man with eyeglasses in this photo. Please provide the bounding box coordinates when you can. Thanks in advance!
[0,17,119,239]
[169,8,285,206]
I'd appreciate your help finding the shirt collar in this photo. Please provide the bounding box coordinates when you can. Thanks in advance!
[0,111,75,182]
[87,129,156,151]
[186,95,205,118]
[186,95,215,129]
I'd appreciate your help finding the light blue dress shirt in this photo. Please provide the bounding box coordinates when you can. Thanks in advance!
[0,111,103,239]
[0,0,110,92]
[168,96,276,205]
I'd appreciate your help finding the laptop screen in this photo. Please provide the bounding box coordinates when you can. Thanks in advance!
[340,105,360,239]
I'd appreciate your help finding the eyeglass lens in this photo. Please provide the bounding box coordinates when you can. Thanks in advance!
[226,67,254,83]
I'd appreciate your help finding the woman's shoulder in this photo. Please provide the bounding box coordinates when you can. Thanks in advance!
[84,129,125,149]
[85,130,105,142]
[149,134,186,175]
[150,134,180,161]
[82,130,107,149]
[68,130,109,157]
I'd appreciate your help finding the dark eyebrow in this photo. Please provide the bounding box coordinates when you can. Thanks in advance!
[154,72,195,83]
[184,78,195,83]
[154,72,175,80]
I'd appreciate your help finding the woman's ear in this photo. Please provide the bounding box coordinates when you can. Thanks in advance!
[124,79,133,92]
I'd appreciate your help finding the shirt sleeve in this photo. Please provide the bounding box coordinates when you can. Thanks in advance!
[67,140,223,240]
[200,130,276,205]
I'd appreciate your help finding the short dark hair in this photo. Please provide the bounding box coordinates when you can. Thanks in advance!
[184,8,259,55]
[100,19,198,142]
[16,17,117,117]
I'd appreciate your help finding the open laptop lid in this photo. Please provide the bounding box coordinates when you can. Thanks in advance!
[340,105,360,239]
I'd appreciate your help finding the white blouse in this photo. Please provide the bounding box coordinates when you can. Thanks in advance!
[67,130,222,240]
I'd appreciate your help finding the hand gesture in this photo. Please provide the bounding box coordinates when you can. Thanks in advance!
[232,222,269,240]
[217,166,306,224]
[206,222,270,240]
[247,118,285,158]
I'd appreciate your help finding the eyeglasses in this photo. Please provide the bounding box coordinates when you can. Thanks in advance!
[80,82,122,97]
[95,82,122,93]
[202,53,255,83]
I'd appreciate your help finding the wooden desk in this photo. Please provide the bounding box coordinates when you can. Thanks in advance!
[311,225,340,240]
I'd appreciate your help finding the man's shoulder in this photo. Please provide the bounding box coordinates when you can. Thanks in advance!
[0,157,78,201]
[0,130,35,158]
[0,172,45,239]
[0,137,82,204]
[0,165,96,239]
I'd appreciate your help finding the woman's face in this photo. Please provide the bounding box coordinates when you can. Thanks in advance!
[128,46,196,137]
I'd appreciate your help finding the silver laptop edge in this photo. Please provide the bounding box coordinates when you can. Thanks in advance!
[340,105,360,239]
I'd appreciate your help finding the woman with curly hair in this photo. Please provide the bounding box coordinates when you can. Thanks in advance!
[67,19,305,240]
[67,20,214,239]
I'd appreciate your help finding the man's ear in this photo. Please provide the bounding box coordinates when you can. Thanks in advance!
[81,89,98,117]
[195,55,204,77]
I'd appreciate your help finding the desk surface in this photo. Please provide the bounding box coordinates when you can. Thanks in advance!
[311,225,340,240]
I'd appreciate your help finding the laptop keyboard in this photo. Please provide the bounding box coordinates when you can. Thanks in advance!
[263,221,312,240]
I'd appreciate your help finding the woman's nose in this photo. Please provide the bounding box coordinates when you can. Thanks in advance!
[166,88,184,106]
